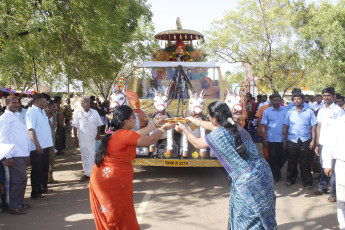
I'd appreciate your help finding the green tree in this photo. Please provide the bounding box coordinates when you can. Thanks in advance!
[225,71,246,86]
[0,0,152,97]
[292,0,345,94]
[204,0,308,95]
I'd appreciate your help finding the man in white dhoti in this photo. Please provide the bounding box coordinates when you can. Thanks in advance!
[322,116,345,230]
[72,98,103,182]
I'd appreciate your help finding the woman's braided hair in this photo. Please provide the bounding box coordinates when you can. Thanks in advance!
[95,105,133,167]
[208,101,249,160]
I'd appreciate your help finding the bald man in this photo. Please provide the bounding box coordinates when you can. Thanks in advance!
[72,98,102,182]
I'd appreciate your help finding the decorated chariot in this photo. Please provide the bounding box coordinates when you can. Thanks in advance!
[110,18,246,167]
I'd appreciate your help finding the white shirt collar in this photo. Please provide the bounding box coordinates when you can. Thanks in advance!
[324,102,336,109]
[4,109,16,115]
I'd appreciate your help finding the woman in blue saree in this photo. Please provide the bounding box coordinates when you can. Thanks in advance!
[175,101,277,229]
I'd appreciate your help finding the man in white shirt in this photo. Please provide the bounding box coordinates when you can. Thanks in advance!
[258,95,269,109]
[313,87,345,202]
[304,94,314,109]
[26,94,53,199]
[16,99,27,126]
[322,115,345,229]
[311,94,324,114]
[0,96,31,214]
[72,98,103,182]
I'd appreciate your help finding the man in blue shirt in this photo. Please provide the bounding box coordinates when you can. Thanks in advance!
[26,94,53,199]
[261,93,287,183]
[283,92,317,188]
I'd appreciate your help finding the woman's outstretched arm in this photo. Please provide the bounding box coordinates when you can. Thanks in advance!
[136,123,156,136]
[136,119,166,136]
[136,122,175,146]
[186,117,217,131]
[175,122,209,149]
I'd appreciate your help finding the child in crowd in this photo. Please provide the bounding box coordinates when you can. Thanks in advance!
[65,119,72,148]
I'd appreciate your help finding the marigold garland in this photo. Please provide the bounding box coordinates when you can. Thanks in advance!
[169,52,193,62]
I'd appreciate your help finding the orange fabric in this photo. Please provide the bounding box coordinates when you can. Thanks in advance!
[133,109,149,128]
[241,94,248,120]
[90,130,141,230]
[126,91,140,109]
[255,104,270,137]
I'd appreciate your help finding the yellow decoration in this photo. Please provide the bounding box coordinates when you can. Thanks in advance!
[108,113,113,120]
[164,152,172,158]
[188,123,198,131]
[192,151,199,159]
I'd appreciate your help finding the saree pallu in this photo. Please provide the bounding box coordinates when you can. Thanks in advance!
[90,130,141,230]
[205,127,277,230]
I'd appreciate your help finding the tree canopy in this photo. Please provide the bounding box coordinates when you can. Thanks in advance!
[292,0,345,94]
[204,0,345,95]
[0,0,153,98]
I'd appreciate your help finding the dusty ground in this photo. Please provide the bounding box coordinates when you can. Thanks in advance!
[0,145,339,230]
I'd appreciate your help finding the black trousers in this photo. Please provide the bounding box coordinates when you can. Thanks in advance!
[30,148,50,198]
[286,139,313,187]
[268,142,287,180]
[55,127,65,151]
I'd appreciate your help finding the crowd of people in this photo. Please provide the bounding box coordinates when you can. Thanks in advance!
[244,87,344,229]
[0,87,344,229]
[0,94,109,215]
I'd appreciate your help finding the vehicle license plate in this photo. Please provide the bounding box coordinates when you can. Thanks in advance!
[164,160,189,167]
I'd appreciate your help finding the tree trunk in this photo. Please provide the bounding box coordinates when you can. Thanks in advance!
[32,56,39,92]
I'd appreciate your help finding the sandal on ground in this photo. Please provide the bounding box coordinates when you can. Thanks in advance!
[48,179,59,184]
[31,194,47,200]
[22,204,31,209]
[41,188,53,194]
[79,175,90,182]
[311,189,326,195]
[9,209,26,215]
[327,195,337,202]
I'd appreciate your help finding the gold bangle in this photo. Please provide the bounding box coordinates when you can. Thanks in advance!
[153,120,157,128]
[158,127,165,133]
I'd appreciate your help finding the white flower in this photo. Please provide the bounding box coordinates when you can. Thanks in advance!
[99,205,106,213]
[102,167,111,178]
[227,117,235,125]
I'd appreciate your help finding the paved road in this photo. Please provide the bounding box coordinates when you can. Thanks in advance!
[0,146,339,230]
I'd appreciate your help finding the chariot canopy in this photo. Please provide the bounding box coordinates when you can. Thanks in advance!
[154,17,204,42]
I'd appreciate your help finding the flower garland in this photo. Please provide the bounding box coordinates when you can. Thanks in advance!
[82,110,91,120]
[169,52,193,62]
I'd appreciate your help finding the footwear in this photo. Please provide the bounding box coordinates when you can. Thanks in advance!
[327,195,337,202]
[305,186,314,190]
[9,209,26,215]
[1,204,9,213]
[48,179,59,184]
[41,188,53,194]
[31,194,47,200]
[22,204,31,209]
[285,182,291,186]
[311,189,327,195]
[79,175,90,182]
